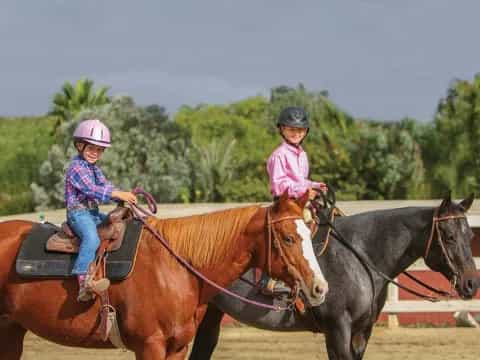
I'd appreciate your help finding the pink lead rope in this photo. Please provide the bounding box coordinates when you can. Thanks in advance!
[128,188,296,312]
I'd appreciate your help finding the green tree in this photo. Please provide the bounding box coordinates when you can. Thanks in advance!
[429,74,480,196]
[188,138,237,202]
[0,116,56,215]
[49,78,111,125]
[347,122,425,199]
[176,97,276,202]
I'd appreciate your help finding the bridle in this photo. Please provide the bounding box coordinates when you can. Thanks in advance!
[316,202,463,306]
[423,210,466,289]
[266,207,305,295]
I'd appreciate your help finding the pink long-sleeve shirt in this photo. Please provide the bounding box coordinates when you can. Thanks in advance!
[266,142,322,199]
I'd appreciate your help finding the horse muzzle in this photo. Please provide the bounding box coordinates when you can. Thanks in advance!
[457,271,479,299]
[300,275,328,306]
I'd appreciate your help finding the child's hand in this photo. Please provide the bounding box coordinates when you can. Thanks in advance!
[318,183,328,193]
[112,191,138,205]
[309,183,328,200]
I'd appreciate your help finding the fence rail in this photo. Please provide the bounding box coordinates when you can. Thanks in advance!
[383,257,480,327]
[384,300,480,313]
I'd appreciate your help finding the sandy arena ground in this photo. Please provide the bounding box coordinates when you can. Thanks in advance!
[21,325,480,359]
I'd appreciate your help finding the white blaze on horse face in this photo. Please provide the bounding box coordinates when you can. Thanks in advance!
[295,219,326,283]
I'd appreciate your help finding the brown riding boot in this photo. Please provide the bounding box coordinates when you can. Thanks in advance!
[259,273,291,297]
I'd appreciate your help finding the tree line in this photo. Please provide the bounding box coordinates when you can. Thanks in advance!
[1,75,480,215]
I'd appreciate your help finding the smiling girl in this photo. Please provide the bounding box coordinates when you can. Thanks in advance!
[261,107,327,296]
[267,106,327,201]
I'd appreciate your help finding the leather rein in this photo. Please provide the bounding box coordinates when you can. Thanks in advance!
[129,189,302,311]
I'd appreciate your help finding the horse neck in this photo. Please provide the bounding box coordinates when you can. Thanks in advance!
[246,206,271,271]
[194,207,266,303]
[145,206,261,288]
[359,207,434,278]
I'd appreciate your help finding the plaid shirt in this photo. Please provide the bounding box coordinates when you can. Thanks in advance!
[65,155,114,211]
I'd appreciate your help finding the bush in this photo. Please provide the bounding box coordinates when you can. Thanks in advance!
[0,116,57,215]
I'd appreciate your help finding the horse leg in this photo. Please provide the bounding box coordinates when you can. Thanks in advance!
[166,346,188,360]
[325,316,353,360]
[134,334,167,360]
[188,304,225,360]
[351,324,374,360]
[0,322,27,360]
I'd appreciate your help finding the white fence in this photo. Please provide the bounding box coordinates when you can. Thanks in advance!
[383,257,480,327]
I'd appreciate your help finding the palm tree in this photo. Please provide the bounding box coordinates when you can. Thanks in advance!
[49,78,111,125]
[189,138,237,202]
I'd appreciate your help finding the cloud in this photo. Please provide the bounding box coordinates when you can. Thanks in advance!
[95,69,268,112]
[1,0,480,120]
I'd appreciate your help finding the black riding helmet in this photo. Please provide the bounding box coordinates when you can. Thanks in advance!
[277,107,309,145]
[277,107,309,129]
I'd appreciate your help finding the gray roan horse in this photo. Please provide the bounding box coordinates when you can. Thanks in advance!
[189,194,480,360]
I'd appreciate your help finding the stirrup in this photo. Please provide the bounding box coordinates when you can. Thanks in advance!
[261,278,291,297]
[86,277,111,293]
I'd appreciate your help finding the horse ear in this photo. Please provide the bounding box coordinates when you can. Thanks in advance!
[459,193,475,212]
[297,191,309,209]
[439,190,452,211]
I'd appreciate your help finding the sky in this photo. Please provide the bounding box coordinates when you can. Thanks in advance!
[1,0,479,121]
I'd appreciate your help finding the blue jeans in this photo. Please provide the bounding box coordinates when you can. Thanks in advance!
[67,208,107,275]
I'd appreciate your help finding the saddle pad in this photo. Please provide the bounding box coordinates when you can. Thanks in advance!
[15,219,144,281]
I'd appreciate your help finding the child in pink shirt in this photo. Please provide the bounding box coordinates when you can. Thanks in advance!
[261,106,327,296]
[268,106,327,200]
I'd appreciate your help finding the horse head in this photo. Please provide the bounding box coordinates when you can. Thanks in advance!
[424,193,479,299]
[266,191,328,306]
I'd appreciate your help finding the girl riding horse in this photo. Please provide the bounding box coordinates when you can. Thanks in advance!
[261,106,328,296]
[65,119,137,301]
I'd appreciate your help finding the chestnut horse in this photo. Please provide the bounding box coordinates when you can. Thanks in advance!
[0,193,328,359]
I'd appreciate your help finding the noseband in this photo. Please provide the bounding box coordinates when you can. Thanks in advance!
[424,210,466,283]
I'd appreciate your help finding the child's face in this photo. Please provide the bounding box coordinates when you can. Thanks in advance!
[80,143,106,164]
[281,126,307,145]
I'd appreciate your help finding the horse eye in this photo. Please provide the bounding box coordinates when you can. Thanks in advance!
[284,235,294,246]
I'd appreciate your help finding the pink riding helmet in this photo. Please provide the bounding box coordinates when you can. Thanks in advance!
[73,119,111,148]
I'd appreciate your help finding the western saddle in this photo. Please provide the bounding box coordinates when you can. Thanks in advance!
[46,206,132,254]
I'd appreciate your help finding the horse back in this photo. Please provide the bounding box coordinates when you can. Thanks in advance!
[0,220,35,248]
[0,221,36,293]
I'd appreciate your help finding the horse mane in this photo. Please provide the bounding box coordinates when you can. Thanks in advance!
[145,205,261,268]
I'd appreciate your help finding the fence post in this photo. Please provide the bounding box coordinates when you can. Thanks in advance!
[387,281,399,328]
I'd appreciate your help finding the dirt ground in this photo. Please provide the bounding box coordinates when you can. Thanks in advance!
[21,325,480,359]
